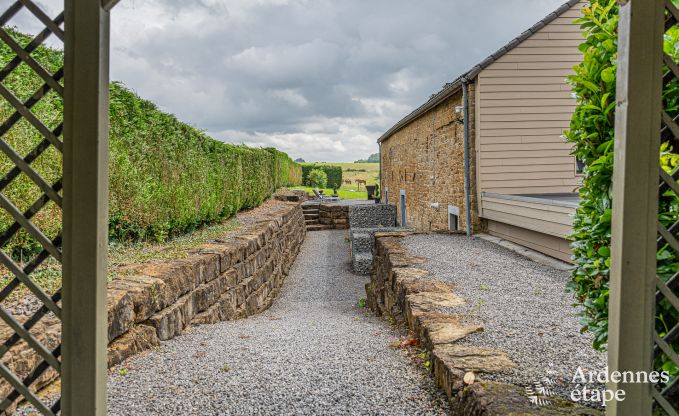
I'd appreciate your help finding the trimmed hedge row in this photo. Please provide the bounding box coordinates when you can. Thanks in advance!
[266,148,302,191]
[0,29,301,254]
[301,164,342,189]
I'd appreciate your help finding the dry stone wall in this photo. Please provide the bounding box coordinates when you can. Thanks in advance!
[366,232,600,416]
[108,200,305,363]
[0,199,306,411]
[318,204,349,229]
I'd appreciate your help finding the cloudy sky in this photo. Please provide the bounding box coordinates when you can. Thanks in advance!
[9,0,566,162]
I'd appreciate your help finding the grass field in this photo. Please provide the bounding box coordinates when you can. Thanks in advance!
[291,162,379,200]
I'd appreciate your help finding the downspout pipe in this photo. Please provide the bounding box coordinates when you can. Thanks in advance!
[378,142,383,203]
[462,77,472,237]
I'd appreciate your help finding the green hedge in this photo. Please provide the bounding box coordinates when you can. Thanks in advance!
[301,164,342,189]
[266,147,302,190]
[0,29,301,254]
[566,0,679,378]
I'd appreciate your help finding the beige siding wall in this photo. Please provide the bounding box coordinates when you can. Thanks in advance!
[481,194,574,238]
[476,1,585,196]
[486,220,573,262]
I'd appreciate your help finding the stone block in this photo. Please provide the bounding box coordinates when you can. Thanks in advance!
[193,272,227,313]
[109,275,168,323]
[192,303,221,325]
[137,261,197,304]
[107,289,135,342]
[0,317,60,405]
[107,324,159,367]
[148,292,196,340]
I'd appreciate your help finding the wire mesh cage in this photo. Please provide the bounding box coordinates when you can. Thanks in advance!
[0,1,64,414]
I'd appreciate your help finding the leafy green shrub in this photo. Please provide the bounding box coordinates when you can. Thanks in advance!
[301,164,342,189]
[307,169,327,189]
[566,0,679,378]
[0,28,301,253]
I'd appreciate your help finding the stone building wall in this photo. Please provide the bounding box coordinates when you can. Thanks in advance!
[0,200,306,411]
[380,86,480,233]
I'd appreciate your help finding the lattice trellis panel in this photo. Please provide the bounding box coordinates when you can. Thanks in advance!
[0,1,64,414]
[656,1,679,414]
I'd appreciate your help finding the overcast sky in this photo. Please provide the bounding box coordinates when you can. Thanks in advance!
[8,0,566,162]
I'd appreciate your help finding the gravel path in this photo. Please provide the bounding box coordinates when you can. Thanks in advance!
[107,230,449,415]
[404,234,606,399]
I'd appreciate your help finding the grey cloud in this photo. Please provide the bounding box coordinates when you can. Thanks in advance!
[2,0,567,162]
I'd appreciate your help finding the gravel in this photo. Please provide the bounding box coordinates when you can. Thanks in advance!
[404,233,606,400]
[4,294,44,318]
[107,230,450,415]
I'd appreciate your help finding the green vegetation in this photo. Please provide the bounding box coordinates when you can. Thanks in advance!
[0,28,301,257]
[354,153,379,163]
[566,0,678,378]
[293,162,380,200]
[109,217,240,270]
[307,168,328,189]
[301,163,342,190]
[290,186,364,200]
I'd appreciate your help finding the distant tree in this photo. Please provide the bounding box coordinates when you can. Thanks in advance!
[294,158,305,163]
[307,169,328,189]
[354,153,379,163]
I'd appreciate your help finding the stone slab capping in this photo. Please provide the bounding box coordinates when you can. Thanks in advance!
[365,231,601,416]
[0,198,306,405]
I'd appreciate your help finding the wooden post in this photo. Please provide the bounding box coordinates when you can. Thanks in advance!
[607,0,664,414]
[62,0,110,414]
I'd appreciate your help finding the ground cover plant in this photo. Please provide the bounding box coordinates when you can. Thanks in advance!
[0,28,301,258]
[566,0,679,381]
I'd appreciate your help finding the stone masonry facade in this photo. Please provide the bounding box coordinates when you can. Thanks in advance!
[0,198,306,412]
[380,87,481,233]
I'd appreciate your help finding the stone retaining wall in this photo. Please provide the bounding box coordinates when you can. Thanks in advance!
[109,200,305,362]
[0,199,305,411]
[366,232,600,416]
[318,204,349,229]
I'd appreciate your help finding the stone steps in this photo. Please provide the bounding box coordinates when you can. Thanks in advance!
[302,203,322,231]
